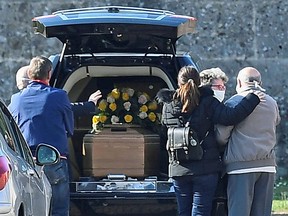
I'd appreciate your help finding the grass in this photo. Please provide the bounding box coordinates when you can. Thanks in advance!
[272,200,288,213]
[272,179,288,213]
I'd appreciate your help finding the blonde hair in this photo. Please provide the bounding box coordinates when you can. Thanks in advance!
[174,65,200,113]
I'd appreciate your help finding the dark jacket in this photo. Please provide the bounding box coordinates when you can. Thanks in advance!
[156,86,260,177]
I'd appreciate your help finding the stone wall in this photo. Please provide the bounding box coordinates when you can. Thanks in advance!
[0,0,287,178]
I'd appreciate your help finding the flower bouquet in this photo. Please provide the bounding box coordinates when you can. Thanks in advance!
[91,87,161,133]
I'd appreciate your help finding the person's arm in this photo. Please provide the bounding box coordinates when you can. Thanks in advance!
[71,90,102,118]
[71,101,97,117]
[215,124,234,145]
[211,92,260,125]
[275,104,281,126]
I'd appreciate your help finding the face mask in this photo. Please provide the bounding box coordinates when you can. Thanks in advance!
[213,90,225,102]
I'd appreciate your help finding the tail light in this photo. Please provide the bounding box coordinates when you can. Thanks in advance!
[0,156,10,190]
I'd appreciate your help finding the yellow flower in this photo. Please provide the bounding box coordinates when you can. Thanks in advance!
[148,101,158,111]
[148,112,157,122]
[124,114,133,123]
[109,102,117,111]
[99,115,108,123]
[122,92,129,101]
[139,105,148,112]
[92,87,161,131]
[143,92,150,100]
[111,88,120,99]
[92,115,100,124]
[98,99,107,111]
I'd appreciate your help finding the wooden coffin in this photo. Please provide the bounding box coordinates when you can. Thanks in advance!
[82,127,160,177]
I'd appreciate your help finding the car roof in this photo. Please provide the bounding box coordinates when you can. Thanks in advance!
[32,6,197,55]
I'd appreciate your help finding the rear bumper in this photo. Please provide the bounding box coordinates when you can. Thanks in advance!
[70,195,177,216]
[70,180,177,215]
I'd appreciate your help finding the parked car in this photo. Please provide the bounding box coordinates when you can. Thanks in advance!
[32,6,200,216]
[0,99,60,216]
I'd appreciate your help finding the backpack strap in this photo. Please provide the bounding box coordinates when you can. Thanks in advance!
[182,114,209,145]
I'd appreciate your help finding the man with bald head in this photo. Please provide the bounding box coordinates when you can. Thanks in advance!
[216,67,280,216]
[16,65,30,90]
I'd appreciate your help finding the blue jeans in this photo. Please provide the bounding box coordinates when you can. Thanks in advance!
[173,173,218,216]
[44,159,70,216]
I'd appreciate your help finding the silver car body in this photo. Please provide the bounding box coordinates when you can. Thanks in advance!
[0,101,52,216]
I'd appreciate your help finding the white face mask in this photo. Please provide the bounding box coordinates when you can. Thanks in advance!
[213,90,226,102]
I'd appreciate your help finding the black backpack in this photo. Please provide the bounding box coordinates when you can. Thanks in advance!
[163,101,205,162]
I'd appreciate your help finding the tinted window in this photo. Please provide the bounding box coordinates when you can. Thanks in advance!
[0,103,35,167]
[0,107,16,151]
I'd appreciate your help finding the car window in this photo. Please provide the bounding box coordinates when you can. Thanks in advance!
[0,103,35,167]
[0,108,16,151]
[10,119,35,167]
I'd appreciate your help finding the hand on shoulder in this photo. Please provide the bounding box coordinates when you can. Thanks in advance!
[250,90,266,102]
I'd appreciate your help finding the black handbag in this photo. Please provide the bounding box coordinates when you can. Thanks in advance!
[167,122,204,162]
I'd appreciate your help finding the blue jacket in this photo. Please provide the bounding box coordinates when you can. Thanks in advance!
[8,81,74,156]
[71,101,97,117]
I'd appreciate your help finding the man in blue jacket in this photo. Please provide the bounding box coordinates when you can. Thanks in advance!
[13,65,102,117]
[12,64,102,181]
[8,56,73,216]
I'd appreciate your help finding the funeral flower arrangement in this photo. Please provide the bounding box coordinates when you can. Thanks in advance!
[92,88,161,132]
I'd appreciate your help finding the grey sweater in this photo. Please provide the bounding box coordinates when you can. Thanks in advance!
[216,88,281,173]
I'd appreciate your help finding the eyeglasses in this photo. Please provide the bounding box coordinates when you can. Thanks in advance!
[211,84,226,91]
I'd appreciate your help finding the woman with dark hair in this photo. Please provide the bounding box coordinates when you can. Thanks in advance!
[156,65,263,216]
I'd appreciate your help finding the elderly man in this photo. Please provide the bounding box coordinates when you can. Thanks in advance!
[16,65,30,90]
[216,67,281,216]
